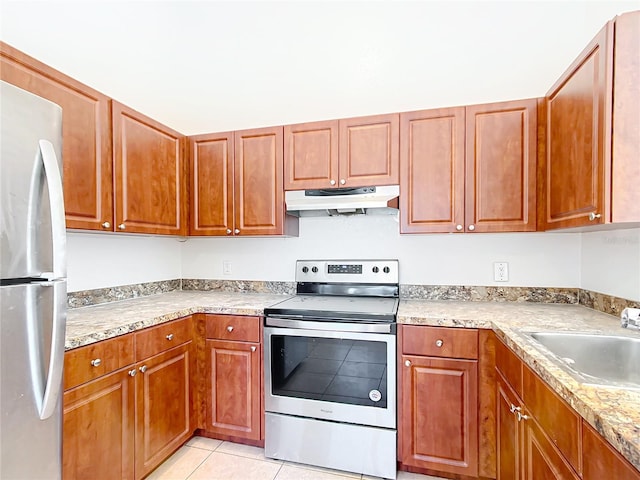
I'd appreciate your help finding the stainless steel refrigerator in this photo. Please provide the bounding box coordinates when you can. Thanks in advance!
[1,80,67,479]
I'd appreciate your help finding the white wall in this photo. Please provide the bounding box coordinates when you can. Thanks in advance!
[67,232,182,292]
[581,228,640,301]
[181,215,581,287]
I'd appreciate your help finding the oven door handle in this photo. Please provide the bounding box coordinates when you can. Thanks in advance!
[265,316,395,334]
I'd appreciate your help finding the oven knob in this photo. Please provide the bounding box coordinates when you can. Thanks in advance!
[383,266,390,273]
[302,266,309,273]
[372,266,379,273]
[311,266,319,273]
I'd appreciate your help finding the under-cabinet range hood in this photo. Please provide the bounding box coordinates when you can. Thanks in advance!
[285,185,400,216]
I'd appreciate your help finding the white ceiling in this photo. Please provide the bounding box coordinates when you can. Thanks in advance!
[2,0,639,135]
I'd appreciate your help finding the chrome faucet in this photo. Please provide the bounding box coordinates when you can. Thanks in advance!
[621,308,640,330]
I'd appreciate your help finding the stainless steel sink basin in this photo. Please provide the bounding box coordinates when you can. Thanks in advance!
[524,332,640,389]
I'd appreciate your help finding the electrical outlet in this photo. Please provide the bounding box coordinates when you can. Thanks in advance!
[223,260,232,275]
[494,262,509,282]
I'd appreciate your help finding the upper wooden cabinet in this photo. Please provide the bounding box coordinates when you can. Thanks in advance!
[284,114,399,190]
[543,11,640,229]
[113,102,188,235]
[191,126,297,236]
[401,99,537,233]
[0,42,113,231]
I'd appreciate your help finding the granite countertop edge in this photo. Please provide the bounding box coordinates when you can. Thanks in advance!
[65,292,640,471]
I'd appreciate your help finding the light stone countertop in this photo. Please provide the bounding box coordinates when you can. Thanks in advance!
[66,292,640,471]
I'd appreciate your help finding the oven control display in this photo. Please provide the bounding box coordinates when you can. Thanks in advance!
[328,264,362,274]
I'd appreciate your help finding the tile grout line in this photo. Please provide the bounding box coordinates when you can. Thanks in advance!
[183,446,212,480]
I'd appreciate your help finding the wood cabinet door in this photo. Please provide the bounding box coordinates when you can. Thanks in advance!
[544,22,613,229]
[400,355,478,477]
[135,342,193,480]
[189,132,234,235]
[339,114,399,188]
[0,42,113,231]
[234,127,284,236]
[400,107,465,233]
[496,373,524,480]
[113,101,187,235]
[284,120,339,190]
[582,421,640,480]
[63,367,135,480]
[465,99,537,233]
[206,339,261,441]
[523,415,581,480]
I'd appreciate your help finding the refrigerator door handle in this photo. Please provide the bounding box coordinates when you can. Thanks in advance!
[37,281,66,420]
[37,139,66,280]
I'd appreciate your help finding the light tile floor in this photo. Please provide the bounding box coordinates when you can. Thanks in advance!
[147,436,447,480]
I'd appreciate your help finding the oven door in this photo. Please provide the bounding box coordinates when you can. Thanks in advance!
[264,321,396,429]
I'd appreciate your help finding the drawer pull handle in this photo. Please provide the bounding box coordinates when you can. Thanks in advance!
[516,411,529,422]
[404,360,411,367]
[589,212,601,221]
[139,365,147,373]
[250,346,256,352]
[227,326,234,332]
[128,369,137,377]
[435,339,443,348]
[166,334,174,341]
[90,358,102,367]
[509,404,521,414]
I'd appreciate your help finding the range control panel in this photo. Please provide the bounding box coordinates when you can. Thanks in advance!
[295,260,398,284]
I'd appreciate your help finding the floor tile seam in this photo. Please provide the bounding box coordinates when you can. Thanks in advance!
[279,462,364,479]
[211,448,284,464]
[271,460,285,480]
[183,446,214,480]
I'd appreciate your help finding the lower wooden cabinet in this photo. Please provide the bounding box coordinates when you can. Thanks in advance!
[135,342,194,479]
[496,373,522,480]
[63,367,136,480]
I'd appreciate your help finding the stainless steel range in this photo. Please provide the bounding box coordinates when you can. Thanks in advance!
[263,260,398,479]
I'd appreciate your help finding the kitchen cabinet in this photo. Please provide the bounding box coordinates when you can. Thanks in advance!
[284,114,399,190]
[62,335,136,480]
[543,11,640,229]
[495,334,640,480]
[399,325,479,477]
[62,317,195,480]
[0,41,113,231]
[400,99,537,233]
[190,127,297,236]
[113,101,188,235]
[204,315,262,443]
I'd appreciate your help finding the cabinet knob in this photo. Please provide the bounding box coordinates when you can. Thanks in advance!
[118,223,126,230]
[226,229,232,235]
[101,221,111,229]
[340,179,346,185]
[90,358,102,367]
[509,404,521,414]
[468,224,475,231]
[516,411,529,422]
[330,180,336,186]
[456,224,463,231]
[234,229,240,235]
[589,212,601,221]
[139,365,147,373]
[250,346,256,352]
[435,339,443,348]
[128,369,137,377]
[166,334,174,341]
[404,360,411,367]
[227,326,234,332]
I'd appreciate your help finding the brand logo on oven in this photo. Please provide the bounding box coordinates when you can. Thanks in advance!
[320,408,333,414]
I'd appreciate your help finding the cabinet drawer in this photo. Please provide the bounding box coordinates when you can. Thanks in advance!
[495,336,523,398]
[523,365,582,475]
[402,325,478,359]
[64,334,134,390]
[205,315,260,342]
[135,317,192,361]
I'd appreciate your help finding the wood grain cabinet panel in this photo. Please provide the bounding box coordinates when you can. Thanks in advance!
[135,316,193,361]
[205,314,260,343]
[205,339,261,441]
[543,11,640,228]
[63,367,135,480]
[400,354,478,477]
[284,120,339,190]
[402,325,478,359]
[400,107,465,233]
[496,373,523,480]
[113,101,187,235]
[582,421,640,480]
[0,41,113,231]
[338,114,399,188]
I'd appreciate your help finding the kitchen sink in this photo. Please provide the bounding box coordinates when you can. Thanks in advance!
[523,332,640,389]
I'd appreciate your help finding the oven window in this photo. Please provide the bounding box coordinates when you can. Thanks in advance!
[270,335,388,408]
